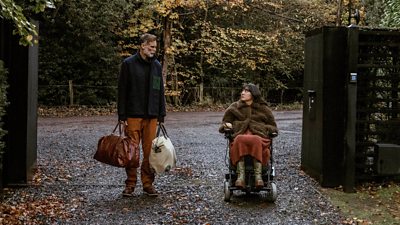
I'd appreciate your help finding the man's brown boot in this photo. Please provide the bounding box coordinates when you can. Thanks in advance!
[143,186,158,197]
[122,186,135,197]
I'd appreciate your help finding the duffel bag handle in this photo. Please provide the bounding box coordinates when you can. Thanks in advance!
[156,122,169,138]
[112,121,126,136]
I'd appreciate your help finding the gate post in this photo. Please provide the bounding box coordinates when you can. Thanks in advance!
[344,27,358,193]
[301,26,347,187]
[0,19,38,186]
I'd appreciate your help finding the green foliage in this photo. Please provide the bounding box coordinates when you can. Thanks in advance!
[38,0,130,105]
[118,0,161,56]
[360,0,400,27]
[0,61,9,164]
[380,0,400,27]
[0,0,54,45]
[41,0,378,105]
[363,0,385,26]
[37,0,339,105]
[21,0,400,106]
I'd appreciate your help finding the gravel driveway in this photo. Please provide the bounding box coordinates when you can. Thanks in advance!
[3,111,345,224]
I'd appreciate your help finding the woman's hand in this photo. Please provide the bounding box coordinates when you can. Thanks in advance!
[219,122,232,134]
[223,122,232,129]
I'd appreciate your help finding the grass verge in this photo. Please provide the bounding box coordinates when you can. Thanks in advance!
[321,183,400,225]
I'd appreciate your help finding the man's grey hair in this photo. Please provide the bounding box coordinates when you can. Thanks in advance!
[140,33,157,44]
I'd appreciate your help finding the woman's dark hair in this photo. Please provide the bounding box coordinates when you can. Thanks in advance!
[242,83,261,101]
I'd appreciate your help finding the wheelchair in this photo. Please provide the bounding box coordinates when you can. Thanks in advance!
[222,128,278,202]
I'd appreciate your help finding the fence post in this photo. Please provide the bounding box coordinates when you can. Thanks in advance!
[199,83,203,102]
[69,80,73,106]
[231,87,235,102]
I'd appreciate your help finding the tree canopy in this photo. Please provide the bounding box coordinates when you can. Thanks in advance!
[3,0,400,105]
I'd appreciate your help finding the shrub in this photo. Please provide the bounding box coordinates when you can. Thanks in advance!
[0,60,9,167]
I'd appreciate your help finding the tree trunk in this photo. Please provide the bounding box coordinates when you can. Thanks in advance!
[162,16,172,87]
[198,6,208,103]
[171,56,179,105]
[336,0,343,26]
[348,0,353,25]
[199,83,204,103]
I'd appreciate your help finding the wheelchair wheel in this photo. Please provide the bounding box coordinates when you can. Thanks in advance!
[266,182,277,202]
[224,181,231,202]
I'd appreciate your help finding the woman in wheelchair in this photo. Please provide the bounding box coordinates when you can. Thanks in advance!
[219,83,278,189]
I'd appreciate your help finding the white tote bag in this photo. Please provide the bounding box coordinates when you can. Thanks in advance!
[150,123,177,174]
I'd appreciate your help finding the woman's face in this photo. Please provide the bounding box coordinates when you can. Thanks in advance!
[240,88,253,103]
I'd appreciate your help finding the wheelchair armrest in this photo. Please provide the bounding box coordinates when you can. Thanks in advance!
[269,131,278,138]
[223,128,234,139]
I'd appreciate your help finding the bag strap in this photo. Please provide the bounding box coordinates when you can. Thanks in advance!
[112,121,124,135]
[156,123,169,138]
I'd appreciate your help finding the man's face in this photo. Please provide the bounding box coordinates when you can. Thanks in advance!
[141,40,157,59]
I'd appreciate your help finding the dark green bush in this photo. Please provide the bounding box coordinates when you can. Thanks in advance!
[0,60,9,166]
[38,0,127,106]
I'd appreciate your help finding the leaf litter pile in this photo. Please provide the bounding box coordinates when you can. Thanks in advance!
[1,188,84,225]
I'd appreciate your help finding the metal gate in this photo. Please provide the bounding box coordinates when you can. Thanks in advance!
[356,30,400,179]
[302,26,400,192]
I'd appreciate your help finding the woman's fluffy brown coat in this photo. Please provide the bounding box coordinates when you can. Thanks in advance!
[219,100,278,138]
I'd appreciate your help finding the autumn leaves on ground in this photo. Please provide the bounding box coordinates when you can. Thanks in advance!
[324,182,400,225]
[1,107,400,224]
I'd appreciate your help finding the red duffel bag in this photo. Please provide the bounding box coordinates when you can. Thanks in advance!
[94,122,139,168]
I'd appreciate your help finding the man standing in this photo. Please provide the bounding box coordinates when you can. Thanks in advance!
[118,33,166,197]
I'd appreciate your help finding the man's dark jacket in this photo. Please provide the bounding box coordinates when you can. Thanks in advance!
[118,53,166,121]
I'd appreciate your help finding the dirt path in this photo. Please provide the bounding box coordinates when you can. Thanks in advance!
[3,111,344,224]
